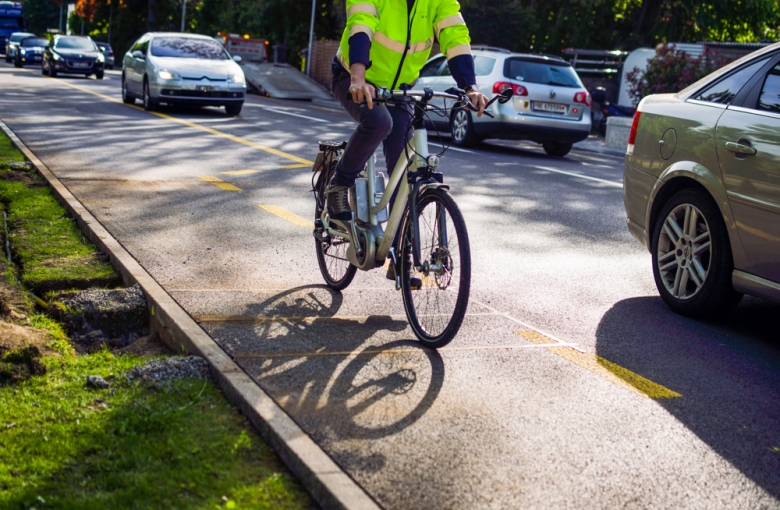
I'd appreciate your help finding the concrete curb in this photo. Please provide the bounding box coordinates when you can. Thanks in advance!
[0,119,381,510]
[573,140,626,158]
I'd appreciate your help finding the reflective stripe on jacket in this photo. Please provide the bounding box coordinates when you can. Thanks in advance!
[339,0,471,89]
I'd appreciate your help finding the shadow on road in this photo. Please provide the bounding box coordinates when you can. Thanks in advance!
[596,295,780,499]
[208,285,446,475]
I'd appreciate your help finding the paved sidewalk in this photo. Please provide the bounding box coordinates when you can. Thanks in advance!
[574,135,626,157]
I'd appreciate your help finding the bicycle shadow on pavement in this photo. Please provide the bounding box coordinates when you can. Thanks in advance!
[595,295,780,500]
[204,285,446,475]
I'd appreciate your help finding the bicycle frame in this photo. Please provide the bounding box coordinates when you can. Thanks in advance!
[320,99,442,272]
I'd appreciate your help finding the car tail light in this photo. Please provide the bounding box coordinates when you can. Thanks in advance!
[574,92,592,107]
[626,111,642,156]
[493,82,527,96]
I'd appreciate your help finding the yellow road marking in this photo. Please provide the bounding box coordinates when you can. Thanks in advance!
[516,330,682,399]
[198,175,241,191]
[44,77,314,166]
[221,163,309,176]
[258,205,312,228]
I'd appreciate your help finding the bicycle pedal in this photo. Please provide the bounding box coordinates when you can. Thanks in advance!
[409,277,422,290]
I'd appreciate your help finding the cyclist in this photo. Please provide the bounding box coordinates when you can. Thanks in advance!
[326,0,488,265]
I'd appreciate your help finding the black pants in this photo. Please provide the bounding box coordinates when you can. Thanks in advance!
[331,64,412,188]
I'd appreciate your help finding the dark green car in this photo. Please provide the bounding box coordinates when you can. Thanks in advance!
[624,43,780,317]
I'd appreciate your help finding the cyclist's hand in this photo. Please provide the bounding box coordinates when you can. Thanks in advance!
[349,63,375,109]
[466,89,489,117]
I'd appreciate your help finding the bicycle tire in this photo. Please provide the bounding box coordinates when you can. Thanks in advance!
[400,188,471,348]
[314,160,357,290]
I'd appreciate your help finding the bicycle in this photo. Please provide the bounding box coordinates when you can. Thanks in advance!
[312,86,513,348]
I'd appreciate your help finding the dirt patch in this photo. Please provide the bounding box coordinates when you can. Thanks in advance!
[0,171,38,184]
[0,322,56,357]
[116,333,174,357]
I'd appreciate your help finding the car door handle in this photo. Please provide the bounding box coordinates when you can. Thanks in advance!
[725,141,757,156]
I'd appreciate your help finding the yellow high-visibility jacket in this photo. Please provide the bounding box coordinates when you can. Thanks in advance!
[338,0,472,89]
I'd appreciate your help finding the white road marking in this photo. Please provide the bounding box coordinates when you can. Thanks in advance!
[533,165,623,188]
[428,142,473,154]
[245,104,328,123]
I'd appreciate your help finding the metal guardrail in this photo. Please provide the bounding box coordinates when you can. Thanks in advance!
[563,48,629,75]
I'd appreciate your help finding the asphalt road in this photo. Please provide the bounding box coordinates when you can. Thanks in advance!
[1,63,779,509]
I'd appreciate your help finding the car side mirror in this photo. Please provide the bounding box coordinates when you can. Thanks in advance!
[232,55,242,63]
[498,89,513,104]
[132,50,145,60]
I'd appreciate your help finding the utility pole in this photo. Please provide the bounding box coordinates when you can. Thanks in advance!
[107,0,112,45]
[180,0,186,32]
[58,2,63,33]
[305,0,315,76]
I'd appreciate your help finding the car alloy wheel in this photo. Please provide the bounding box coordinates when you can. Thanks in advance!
[650,188,742,317]
[657,202,711,300]
[450,109,478,147]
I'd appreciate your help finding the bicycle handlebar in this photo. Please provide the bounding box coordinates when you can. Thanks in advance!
[359,87,513,119]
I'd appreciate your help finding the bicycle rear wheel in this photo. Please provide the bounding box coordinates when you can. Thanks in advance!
[314,159,357,290]
[400,188,471,348]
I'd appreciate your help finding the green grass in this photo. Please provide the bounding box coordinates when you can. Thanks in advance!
[0,133,119,293]
[0,133,24,165]
[0,350,315,509]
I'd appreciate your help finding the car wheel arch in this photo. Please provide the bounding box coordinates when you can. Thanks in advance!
[646,165,748,269]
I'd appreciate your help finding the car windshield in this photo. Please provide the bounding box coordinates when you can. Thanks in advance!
[0,17,23,29]
[21,38,47,47]
[10,33,32,41]
[151,37,227,60]
[55,37,97,50]
[504,59,581,88]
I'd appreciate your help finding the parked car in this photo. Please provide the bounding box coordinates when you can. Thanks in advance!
[95,41,115,69]
[122,32,246,116]
[416,46,591,156]
[14,36,47,67]
[4,31,34,62]
[42,35,105,79]
[624,42,780,317]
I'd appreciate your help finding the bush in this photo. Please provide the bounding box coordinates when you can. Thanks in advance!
[626,44,730,105]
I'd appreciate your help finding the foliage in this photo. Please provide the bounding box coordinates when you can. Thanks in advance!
[0,349,315,509]
[626,44,730,105]
[18,0,780,73]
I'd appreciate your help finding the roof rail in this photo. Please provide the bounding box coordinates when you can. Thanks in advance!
[471,45,511,54]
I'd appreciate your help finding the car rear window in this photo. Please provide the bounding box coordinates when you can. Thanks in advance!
[55,37,97,50]
[21,38,47,47]
[694,58,769,105]
[151,37,227,60]
[758,64,780,113]
[504,59,580,87]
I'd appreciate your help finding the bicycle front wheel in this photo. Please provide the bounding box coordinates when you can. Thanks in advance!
[400,188,471,348]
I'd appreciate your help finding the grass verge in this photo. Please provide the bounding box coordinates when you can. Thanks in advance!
[0,136,118,294]
[0,350,314,509]
[0,130,315,508]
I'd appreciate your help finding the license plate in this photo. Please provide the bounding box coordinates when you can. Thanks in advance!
[533,101,566,114]
[72,62,90,68]
[197,85,213,92]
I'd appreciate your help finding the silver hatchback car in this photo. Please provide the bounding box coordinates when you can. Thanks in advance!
[624,42,780,317]
[416,47,592,156]
[122,32,246,116]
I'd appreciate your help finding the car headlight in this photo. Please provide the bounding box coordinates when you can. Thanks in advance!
[157,69,181,80]
[228,71,245,85]
[97,53,104,63]
[51,52,61,61]
[19,48,26,55]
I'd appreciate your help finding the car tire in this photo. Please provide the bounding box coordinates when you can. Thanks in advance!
[542,142,572,157]
[49,64,57,78]
[41,61,47,75]
[651,188,742,318]
[450,109,479,147]
[143,79,157,112]
[4,54,10,63]
[14,55,21,68]
[225,102,243,116]
[95,71,104,79]
[121,75,135,104]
